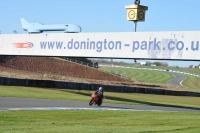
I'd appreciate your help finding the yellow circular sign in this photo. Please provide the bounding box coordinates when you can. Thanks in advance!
[128,10,135,19]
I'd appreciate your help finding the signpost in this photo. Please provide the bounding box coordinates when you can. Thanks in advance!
[125,0,148,32]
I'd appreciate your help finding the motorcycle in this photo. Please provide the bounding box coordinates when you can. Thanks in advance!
[89,93,105,106]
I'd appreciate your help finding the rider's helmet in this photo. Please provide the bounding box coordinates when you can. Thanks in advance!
[99,87,103,92]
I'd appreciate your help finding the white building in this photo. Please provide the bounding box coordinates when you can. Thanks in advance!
[151,64,157,67]
[140,62,146,66]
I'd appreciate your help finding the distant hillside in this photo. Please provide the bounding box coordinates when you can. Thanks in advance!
[0,56,125,82]
[0,56,191,91]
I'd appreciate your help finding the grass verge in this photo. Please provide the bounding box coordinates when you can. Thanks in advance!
[100,66,174,84]
[0,110,200,133]
[182,75,200,91]
[100,66,200,91]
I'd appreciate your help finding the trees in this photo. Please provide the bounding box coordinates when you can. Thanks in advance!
[152,62,162,66]
[110,59,113,64]
[152,62,168,66]
[146,62,151,66]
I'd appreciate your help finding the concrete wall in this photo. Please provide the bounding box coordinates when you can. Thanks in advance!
[0,76,200,97]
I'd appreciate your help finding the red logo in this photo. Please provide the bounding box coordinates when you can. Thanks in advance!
[13,42,34,48]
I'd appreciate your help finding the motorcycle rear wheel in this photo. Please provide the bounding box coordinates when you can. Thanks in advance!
[98,100,102,106]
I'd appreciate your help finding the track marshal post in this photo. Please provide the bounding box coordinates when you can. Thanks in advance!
[125,0,148,32]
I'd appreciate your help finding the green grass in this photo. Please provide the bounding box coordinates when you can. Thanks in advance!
[1,85,200,109]
[111,65,185,72]
[0,110,200,133]
[0,85,89,101]
[109,65,200,75]
[189,68,200,75]
[135,66,184,72]
[100,66,200,91]
[182,75,200,91]
[100,66,174,84]
[128,65,200,75]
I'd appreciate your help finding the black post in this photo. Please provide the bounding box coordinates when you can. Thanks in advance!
[134,21,137,32]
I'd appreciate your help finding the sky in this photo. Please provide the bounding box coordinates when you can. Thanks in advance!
[0,0,200,67]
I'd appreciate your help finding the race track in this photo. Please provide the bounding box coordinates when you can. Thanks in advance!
[167,72,186,87]
[0,97,199,112]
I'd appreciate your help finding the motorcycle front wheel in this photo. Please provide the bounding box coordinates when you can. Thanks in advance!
[89,100,94,106]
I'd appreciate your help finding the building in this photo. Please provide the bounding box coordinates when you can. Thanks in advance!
[151,64,157,67]
[133,63,141,66]
[140,62,146,66]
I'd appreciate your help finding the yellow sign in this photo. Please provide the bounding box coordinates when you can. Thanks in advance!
[125,4,148,22]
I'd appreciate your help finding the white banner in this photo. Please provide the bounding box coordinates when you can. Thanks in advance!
[0,31,200,60]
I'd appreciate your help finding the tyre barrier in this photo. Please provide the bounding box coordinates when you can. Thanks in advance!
[0,77,199,97]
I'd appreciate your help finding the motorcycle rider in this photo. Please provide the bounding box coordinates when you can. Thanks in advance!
[94,87,104,101]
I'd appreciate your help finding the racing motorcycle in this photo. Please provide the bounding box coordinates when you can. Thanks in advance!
[89,93,105,106]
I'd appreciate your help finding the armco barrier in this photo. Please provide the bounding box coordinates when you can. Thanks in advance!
[0,77,200,97]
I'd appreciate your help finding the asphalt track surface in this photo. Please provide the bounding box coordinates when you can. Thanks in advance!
[167,72,186,87]
[0,97,199,112]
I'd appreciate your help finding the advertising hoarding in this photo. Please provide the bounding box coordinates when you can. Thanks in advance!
[0,31,199,60]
